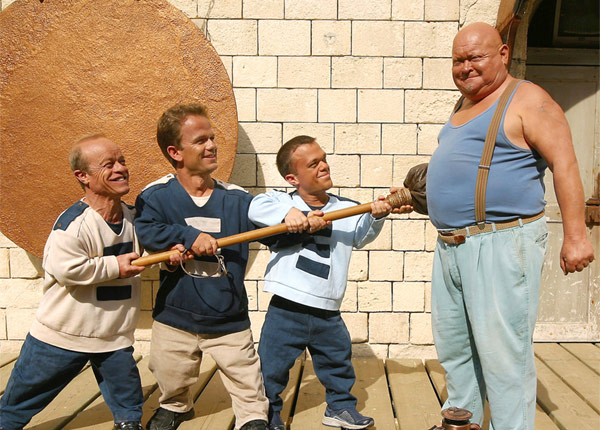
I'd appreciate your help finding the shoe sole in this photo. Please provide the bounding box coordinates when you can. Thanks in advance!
[321,416,374,429]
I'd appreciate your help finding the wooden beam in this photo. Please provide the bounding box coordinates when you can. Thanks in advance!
[387,359,440,429]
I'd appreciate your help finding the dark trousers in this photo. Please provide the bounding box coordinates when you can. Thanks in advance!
[0,334,143,430]
[258,296,356,415]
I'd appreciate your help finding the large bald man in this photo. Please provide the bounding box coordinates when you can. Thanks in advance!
[426,23,594,429]
[0,135,146,430]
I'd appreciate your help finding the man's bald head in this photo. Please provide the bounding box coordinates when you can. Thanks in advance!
[451,22,510,101]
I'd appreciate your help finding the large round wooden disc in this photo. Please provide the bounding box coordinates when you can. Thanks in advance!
[0,0,238,257]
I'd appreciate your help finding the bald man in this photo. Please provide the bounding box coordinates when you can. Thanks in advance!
[426,23,594,429]
[0,135,147,430]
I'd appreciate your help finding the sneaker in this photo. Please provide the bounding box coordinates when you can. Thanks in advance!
[240,420,268,430]
[114,422,142,430]
[268,412,285,430]
[322,406,374,429]
[146,408,194,430]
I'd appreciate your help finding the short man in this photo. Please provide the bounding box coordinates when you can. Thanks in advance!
[134,104,269,430]
[0,135,146,430]
[426,23,595,429]
[249,136,410,430]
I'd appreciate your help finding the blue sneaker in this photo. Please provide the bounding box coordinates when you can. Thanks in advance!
[322,406,374,429]
[268,411,285,430]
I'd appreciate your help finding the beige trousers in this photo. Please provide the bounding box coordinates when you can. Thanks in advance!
[149,321,268,429]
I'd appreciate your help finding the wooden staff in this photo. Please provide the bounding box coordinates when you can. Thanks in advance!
[132,188,412,266]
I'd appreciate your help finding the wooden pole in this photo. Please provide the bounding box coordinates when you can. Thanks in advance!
[132,188,411,266]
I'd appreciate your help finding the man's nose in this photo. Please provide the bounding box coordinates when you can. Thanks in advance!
[206,137,216,149]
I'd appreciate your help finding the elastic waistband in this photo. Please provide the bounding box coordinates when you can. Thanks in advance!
[270,295,340,318]
[438,211,545,245]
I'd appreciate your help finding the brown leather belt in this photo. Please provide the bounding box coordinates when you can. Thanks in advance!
[438,211,545,245]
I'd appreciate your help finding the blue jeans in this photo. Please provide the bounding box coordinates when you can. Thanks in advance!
[258,296,356,415]
[0,334,143,430]
[432,218,548,430]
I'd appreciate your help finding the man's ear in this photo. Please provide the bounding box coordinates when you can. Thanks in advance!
[499,43,510,66]
[284,173,299,187]
[166,145,182,163]
[73,170,89,186]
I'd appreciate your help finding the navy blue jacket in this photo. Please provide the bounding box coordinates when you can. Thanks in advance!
[134,175,253,334]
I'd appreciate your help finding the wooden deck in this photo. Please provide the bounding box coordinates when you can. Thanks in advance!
[1,343,598,430]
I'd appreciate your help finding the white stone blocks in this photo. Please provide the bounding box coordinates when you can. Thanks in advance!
[384,58,422,89]
[393,281,425,312]
[389,344,437,359]
[243,0,284,19]
[404,21,457,57]
[369,312,409,343]
[233,56,277,88]
[168,0,198,18]
[341,281,358,312]
[339,0,391,20]
[312,21,352,56]
[335,124,380,154]
[238,122,282,153]
[382,124,418,155]
[358,90,404,123]
[9,249,41,278]
[0,249,9,278]
[360,155,393,188]
[283,123,334,153]
[229,154,257,187]
[285,0,337,19]
[278,57,331,88]
[257,89,317,122]
[342,312,368,342]
[332,57,383,89]
[423,58,455,89]
[368,252,402,282]
[404,251,434,281]
[246,249,271,280]
[393,219,425,251]
[198,0,242,18]
[257,153,288,187]
[358,280,392,312]
[405,90,459,123]
[207,20,258,55]
[361,221,392,251]
[259,20,311,56]
[318,90,357,123]
[410,312,433,344]
[0,309,6,339]
[425,0,460,21]
[417,124,442,155]
[0,279,44,309]
[347,250,368,281]
[328,154,361,187]
[352,21,404,57]
[234,88,256,121]
[6,308,36,339]
[392,0,424,20]
[0,233,16,247]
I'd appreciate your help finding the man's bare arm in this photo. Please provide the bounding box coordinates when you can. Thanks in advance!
[517,83,594,274]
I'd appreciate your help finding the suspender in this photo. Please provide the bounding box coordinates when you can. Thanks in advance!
[452,79,522,225]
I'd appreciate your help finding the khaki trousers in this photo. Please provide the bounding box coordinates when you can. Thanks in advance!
[149,321,268,429]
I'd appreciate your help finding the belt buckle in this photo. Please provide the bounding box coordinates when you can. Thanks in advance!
[453,235,466,245]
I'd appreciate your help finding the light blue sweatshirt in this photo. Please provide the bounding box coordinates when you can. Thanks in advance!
[248,190,385,310]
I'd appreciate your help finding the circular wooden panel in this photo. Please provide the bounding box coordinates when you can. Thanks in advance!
[0,0,238,257]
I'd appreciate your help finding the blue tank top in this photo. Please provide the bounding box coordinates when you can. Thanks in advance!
[427,81,547,229]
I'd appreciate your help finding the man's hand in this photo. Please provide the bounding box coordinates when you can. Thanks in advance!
[285,208,310,233]
[387,187,414,214]
[560,236,595,275]
[190,233,218,257]
[117,252,146,278]
[306,210,331,233]
[371,195,393,218]
[166,244,194,268]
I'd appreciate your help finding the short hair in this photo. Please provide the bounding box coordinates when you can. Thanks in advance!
[157,103,209,167]
[276,135,316,177]
[69,133,107,172]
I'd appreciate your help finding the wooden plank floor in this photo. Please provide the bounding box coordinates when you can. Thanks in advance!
[0,343,598,430]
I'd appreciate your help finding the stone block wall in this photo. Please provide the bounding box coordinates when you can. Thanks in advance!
[0,0,501,358]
